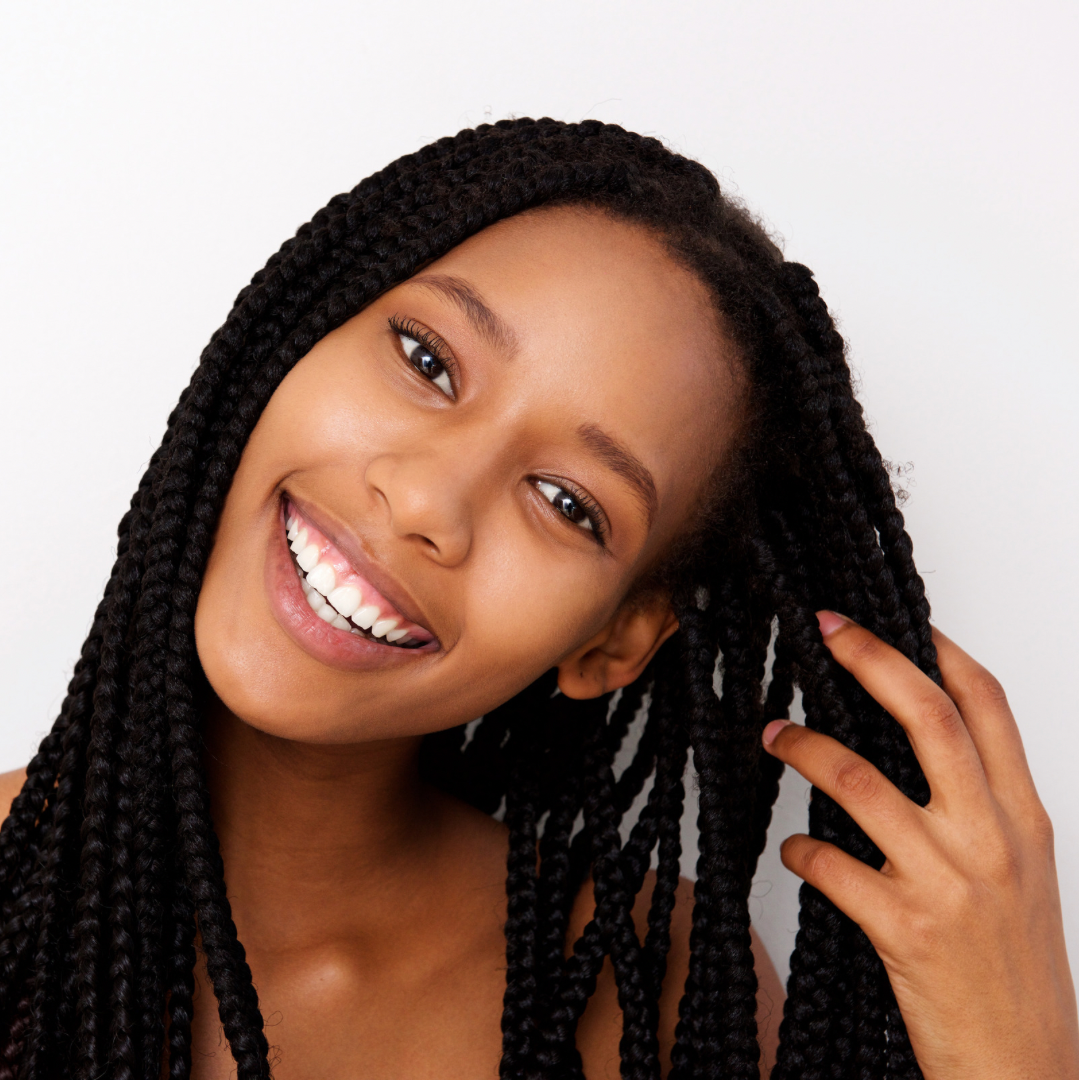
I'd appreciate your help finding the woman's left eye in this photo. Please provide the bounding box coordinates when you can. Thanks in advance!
[536,480,594,533]
[399,333,454,398]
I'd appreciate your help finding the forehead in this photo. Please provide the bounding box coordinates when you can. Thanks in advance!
[436,206,720,353]
[403,206,741,548]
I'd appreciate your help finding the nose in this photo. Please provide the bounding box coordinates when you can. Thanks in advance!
[365,447,476,566]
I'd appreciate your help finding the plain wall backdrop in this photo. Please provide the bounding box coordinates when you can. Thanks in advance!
[0,0,1075,987]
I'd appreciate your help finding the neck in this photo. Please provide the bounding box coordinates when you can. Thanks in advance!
[203,696,438,949]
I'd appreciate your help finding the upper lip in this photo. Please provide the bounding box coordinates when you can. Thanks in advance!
[283,491,438,643]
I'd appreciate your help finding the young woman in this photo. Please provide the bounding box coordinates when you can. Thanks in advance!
[0,118,1073,1080]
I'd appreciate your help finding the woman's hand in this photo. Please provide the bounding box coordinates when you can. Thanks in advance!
[763,612,1077,1080]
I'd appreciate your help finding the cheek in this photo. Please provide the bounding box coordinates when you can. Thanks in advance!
[192,454,291,725]
[190,354,373,725]
[254,344,389,475]
[449,528,618,693]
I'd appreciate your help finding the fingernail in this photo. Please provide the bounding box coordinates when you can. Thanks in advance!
[816,610,849,638]
[762,719,792,746]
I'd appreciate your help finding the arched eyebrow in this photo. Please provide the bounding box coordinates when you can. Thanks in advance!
[411,274,518,356]
[578,423,658,529]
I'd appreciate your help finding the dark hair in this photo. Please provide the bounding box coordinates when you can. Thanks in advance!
[0,118,936,1079]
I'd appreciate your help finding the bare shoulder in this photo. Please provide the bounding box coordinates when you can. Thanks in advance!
[574,873,784,1079]
[0,767,28,826]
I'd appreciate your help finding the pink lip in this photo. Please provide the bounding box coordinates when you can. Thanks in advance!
[265,497,439,672]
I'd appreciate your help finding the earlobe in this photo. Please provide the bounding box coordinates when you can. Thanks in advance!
[557,600,679,700]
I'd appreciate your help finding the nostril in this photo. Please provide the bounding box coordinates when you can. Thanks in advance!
[365,454,472,564]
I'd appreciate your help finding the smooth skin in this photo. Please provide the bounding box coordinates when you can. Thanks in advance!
[0,206,1073,1077]
[762,612,1077,1080]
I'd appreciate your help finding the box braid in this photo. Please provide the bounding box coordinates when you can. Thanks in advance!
[0,117,938,1079]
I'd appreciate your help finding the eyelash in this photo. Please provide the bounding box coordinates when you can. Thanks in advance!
[388,316,458,391]
[534,477,608,546]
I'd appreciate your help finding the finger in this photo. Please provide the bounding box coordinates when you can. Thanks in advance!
[764,720,927,864]
[932,627,1039,806]
[779,833,893,937]
[817,611,989,810]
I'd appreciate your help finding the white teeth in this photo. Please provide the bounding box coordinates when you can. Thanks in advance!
[327,585,361,618]
[288,523,414,644]
[296,543,320,572]
[306,562,336,596]
[351,605,379,630]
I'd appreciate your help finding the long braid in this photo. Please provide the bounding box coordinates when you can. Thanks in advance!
[500,682,646,1079]
[0,487,144,1049]
[22,565,146,1070]
[604,654,691,1076]
[499,676,563,1079]
[753,267,933,1076]
[1,119,939,1080]
[161,415,280,1077]
[534,706,619,1080]
[582,712,660,1080]
[669,583,770,1080]
[528,687,647,1074]
[71,534,150,1077]
[638,659,689,1001]
[784,261,934,680]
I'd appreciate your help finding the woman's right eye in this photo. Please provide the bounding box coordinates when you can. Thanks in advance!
[399,333,454,398]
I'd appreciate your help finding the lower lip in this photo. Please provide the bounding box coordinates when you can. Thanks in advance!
[264,501,437,672]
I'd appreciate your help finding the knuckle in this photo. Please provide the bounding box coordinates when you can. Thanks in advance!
[965,668,1008,707]
[904,908,944,957]
[1026,806,1055,853]
[916,694,964,738]
[972,814,1028,885]
[982,837,1023,885]
[832,758,879,804]
[935,866,980,923]
[846,632,883,666]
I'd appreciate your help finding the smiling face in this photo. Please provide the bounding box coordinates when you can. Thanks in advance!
[194,206,742,743]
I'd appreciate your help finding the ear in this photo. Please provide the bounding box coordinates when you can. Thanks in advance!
[557,596,679,700]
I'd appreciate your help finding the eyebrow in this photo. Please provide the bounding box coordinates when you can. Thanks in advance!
[411,274,518,356]
[577,423,658,529]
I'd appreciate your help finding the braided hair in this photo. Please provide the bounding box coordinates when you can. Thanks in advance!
[0,118,935,1079]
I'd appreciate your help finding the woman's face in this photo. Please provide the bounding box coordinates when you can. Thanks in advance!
[195,207,740,742]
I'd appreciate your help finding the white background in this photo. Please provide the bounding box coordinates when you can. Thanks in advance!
[0,1,1075,986]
